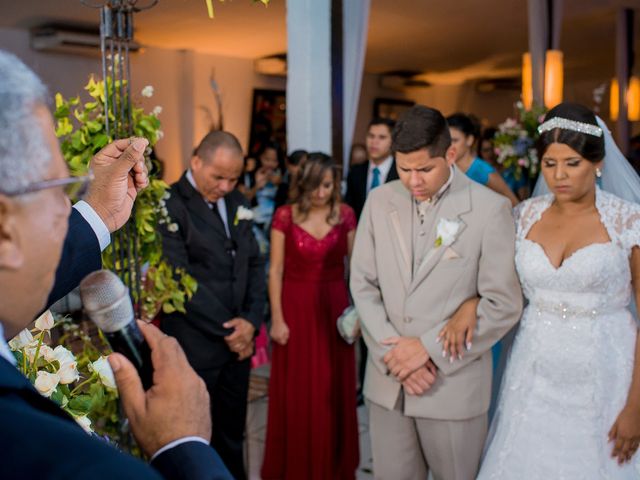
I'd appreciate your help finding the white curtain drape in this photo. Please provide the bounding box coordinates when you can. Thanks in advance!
[286,0,332,154]
[342,0,371,176]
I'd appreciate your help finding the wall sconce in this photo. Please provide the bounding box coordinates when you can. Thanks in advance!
[521,50,564,109]
[610,76,640,121]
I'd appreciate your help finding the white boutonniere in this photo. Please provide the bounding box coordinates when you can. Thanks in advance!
[234,206,254,226]
[434,218,462,247]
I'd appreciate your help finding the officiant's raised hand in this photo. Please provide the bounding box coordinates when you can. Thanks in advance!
[84,137,149,233]
[109,321,211,458]
[382,336,430,381]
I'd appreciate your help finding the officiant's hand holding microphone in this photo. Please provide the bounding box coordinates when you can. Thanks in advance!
[108,321,212,458]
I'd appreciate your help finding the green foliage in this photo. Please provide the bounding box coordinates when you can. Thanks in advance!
[55,76,197,320]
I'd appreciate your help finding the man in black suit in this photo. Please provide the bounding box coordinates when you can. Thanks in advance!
[344,117,398,404]
[0,50,231,479]
[344,117,399,220]
[160,131,266,480]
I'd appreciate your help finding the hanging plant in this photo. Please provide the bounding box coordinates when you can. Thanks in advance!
[54,76,197,321]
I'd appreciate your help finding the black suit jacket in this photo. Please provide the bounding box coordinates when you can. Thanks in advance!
[47,208,102,307]
[160,173,266,370]
[344,159,399,220]
[0,357,232,479]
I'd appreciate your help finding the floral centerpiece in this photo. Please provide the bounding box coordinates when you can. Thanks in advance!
[493,102,546,180]
[54,76,196,320]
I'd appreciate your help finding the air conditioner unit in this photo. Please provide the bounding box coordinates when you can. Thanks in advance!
[30,24,140,56]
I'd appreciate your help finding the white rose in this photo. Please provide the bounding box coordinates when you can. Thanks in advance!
[34,310,55,331]
[152,105,162,116]
[167,223,179,233]
[52,345,75,368]
[157,130,164,140]
[74,415,93,433]
[34,371,60,398]
[141,85,154,98]
[237,206,254,221]
[8,329,33,351]
[58,361,80,385]
[435,218,463,247]
[91,356,116,389]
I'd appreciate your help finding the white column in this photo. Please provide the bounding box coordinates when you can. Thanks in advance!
[342,0,370,175]
[527,0,547,107]
[286,0,332,154]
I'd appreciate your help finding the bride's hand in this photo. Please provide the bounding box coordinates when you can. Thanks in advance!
[437,297,479,361]
[609,405,640,464]
[270,319,290,346]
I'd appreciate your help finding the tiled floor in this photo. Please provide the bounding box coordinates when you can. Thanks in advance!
[244,365,374,479]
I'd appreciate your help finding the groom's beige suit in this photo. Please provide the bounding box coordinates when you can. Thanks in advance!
[350,167,522,480]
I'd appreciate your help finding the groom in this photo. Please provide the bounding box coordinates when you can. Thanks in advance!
[350,105,522,480]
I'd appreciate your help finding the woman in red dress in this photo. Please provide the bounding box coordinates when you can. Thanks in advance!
[261,153,360,479]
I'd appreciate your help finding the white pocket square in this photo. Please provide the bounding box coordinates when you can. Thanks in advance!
[443,247,461,260]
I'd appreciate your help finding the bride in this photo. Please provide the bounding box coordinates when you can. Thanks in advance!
[440,102,640,478]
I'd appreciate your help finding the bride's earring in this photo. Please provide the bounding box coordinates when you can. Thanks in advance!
[595,168,602,178]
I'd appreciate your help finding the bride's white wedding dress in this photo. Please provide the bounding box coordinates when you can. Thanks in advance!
[478,188,640,479]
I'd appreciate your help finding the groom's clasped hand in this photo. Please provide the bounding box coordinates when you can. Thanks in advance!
[381,336,437,395]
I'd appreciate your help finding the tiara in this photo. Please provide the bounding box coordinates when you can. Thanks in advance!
[537,117,603,137]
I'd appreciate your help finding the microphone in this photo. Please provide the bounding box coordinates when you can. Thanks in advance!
[79,269,153,390]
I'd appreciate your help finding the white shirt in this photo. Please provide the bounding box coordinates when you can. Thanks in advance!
[186,170,230,237]
[0,323,15,365]
[366,155,394,195]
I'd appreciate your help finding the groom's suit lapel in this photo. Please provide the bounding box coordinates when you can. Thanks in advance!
[386,184,413,293]
[408,171,471,295]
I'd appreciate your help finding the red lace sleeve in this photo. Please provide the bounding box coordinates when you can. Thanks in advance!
[341,204,357,232]
[271,205,292,233]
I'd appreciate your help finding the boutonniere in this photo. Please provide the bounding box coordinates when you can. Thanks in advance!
[234,205,254,226]
[434,218,462,247]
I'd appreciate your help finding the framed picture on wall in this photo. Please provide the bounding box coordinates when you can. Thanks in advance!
[373,97,415,121]
[248,89,286,157]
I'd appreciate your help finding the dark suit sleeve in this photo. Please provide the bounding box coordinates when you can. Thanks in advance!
[239,210,266,330]
[47,208,102,307]
[150,441,233,480]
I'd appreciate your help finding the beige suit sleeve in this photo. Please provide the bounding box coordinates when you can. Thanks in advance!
[422,198,523,376]
[350,197,402,376]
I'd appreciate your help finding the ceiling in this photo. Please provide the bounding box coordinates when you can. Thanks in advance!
[0,0,638,84]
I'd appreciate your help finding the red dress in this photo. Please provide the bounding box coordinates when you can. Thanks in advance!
[261,204,360,480]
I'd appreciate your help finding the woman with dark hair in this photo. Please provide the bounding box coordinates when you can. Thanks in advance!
[262,153,360,480]
[447,113,519,206]
[440,102,640,478]
[274,149,307,209]
[243,141,283,228]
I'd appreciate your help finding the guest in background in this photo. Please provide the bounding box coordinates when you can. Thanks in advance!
[349,142,367,166]
[479,127,529,200]
[262,153,360,480]
[345,117,399,220]
[242,141,283,231]
[447,113,519,206]
[237,156,257,201]
[274,149,307,209]
[160,131,266,480]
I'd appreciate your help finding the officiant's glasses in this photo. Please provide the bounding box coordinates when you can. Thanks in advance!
[1,171,94,199]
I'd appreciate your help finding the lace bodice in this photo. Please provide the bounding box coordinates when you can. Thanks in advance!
[514,188,640,315]
[478,189,640,479]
